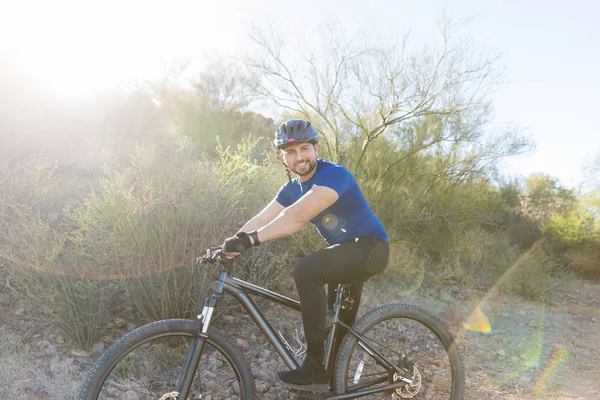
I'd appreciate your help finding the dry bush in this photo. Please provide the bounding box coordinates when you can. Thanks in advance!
[498,245,575,301]
[563,247,600,279]
[67,133,287,323]
[433,229,519,284]
[0,152,114,349]
[371,241,428,295]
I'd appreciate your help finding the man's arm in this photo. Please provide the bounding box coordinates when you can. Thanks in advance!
[237,198,285,234]
[255,186,339,243]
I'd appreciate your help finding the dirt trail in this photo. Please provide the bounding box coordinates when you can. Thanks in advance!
[0,279,599,399]
[447,281,600,400]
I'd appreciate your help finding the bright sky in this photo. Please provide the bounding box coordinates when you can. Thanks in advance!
[2,0,598,189]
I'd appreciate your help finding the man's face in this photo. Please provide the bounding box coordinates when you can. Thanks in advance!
[281,142,318,180]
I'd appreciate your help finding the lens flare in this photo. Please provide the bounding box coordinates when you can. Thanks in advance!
[322,213,338,230]
[460,239,545,335]
[0,248,193,280]
[533,346,570,396]
[390,261,425,296]
[462,304,491,333]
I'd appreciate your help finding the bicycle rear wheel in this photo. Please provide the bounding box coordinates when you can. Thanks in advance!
[80,319,256,400]
[332,304,464,399]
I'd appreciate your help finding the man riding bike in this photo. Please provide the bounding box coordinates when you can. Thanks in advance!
[221,119,389,392]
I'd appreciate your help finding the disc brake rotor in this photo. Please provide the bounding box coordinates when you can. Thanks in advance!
[392,366,422,399]
[158,392,179,400]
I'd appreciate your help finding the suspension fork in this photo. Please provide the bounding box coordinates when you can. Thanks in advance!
[324,284,348,371]
[176,272,226,398]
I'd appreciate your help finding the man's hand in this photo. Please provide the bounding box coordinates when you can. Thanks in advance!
[222,232,252,259]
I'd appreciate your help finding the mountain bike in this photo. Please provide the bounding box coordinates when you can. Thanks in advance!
[80,247,464,399]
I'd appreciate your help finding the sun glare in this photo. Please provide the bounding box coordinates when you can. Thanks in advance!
[4,0,243,98]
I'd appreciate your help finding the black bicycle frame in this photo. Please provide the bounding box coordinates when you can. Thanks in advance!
[177,269,413,400]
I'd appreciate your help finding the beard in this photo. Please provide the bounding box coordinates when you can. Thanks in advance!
[289,158,317,177]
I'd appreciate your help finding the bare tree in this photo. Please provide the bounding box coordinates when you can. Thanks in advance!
[242,17,504,174]
[192,58,256,114]
[584,151,600,189]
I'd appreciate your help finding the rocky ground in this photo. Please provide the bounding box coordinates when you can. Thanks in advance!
[1,276,599,400]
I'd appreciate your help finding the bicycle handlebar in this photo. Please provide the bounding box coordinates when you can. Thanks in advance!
[196,247,233,268]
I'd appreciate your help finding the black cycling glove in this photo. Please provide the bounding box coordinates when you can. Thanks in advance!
[222,232,253,254]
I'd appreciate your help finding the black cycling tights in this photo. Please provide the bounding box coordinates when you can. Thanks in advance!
[293,236,389,357]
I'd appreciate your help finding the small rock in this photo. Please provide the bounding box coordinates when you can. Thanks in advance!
[222,315,236,324]
[45,345,58,357]
[236,338,249,347]
[256,380,270,393]
[71,349,90,357]
[126,322,137,331]
[92,342,105,353]
[254,369,271,380]
[113,317,127,327]
[55,336,65,344]
[15,378,40,389]
[496,349,506,357]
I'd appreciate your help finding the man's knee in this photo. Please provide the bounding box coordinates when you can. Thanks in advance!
[293,255,320,282]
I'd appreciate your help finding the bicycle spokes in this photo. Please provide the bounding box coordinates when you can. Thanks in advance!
[344,317,453,399]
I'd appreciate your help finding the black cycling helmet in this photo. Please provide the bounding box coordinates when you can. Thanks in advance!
[274,119,319,149]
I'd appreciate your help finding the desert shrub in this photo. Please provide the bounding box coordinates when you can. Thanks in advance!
[498,245,574,301]
[0,152,114,349]
[4,215,113,349]
[234,243,295,290]
[428,228,519,285]
[67,132,285,322]
[542,191,600,277]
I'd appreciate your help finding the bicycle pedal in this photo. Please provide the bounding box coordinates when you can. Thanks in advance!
[282,382,330,394]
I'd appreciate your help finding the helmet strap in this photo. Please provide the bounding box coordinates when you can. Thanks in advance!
[282,161,293,184]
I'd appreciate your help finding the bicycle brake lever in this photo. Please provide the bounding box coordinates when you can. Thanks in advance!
[196,247,223,265]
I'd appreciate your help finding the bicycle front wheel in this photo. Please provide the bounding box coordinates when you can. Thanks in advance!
[80,319,256,400]
[332,304,464,399]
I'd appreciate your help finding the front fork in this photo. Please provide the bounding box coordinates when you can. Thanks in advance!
[176,275,225,399]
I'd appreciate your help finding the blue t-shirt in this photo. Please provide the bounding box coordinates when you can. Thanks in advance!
[275,159,388,245]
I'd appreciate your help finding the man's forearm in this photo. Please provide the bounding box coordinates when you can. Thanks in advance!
[255,210,307,243]
[237,215,269,234]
